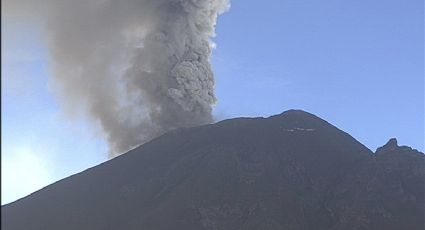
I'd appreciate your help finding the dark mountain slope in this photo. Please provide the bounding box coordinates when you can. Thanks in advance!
[2,110,423,230]
[330,139,425,230]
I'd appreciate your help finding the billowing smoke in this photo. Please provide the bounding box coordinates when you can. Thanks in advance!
[4,0,230,157]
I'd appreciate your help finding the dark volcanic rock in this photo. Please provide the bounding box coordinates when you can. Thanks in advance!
[329,138,425,230]
[2,110,424,230]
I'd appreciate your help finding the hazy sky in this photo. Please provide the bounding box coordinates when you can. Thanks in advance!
[2,0,424,205]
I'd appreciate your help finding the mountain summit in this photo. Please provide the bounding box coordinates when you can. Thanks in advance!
[2,110,424,230]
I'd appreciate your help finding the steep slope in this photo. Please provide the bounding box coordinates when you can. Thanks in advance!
[2,110,423,230]
[330,139,425,230]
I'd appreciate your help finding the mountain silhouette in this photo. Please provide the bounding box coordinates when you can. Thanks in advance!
[2,110,424,230]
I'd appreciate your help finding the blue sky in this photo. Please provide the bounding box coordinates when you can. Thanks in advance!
[2,0,424,204]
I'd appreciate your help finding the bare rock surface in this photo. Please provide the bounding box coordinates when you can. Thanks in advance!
[2,110,424,230]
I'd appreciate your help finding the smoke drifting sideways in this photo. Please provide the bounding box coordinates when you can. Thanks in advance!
[3,0,230,157]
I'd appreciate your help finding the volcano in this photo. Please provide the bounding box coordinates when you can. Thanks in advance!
[2,110,424,230]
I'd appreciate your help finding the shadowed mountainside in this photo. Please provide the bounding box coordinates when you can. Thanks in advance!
[2,110,424,230]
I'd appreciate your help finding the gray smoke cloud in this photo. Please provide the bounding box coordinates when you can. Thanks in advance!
[3,0,230,157]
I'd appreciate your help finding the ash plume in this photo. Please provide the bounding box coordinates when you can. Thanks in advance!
[3,0,230,157]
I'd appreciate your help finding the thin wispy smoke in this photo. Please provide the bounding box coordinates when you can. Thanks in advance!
[4,0,230,157]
